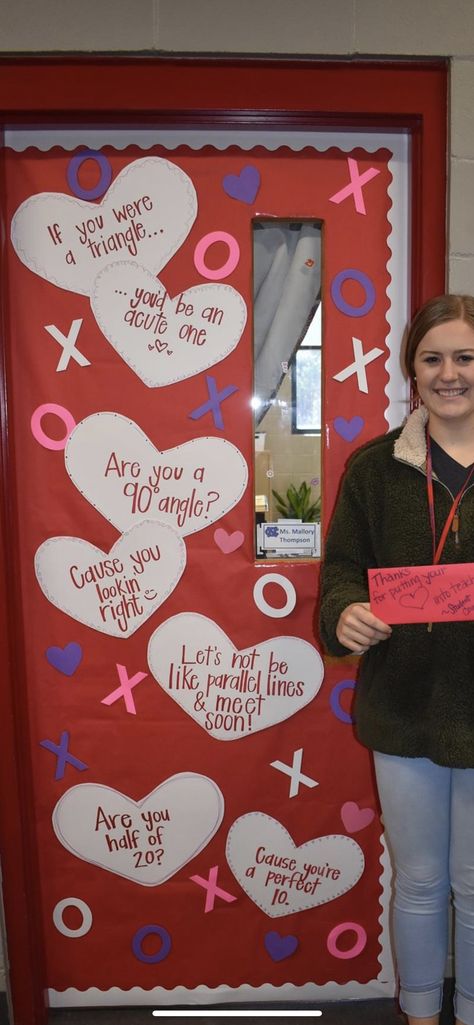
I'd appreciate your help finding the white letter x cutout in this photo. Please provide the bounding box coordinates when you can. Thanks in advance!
[270,748,318,799]
[44,319,90,372]
[333,336,384,394]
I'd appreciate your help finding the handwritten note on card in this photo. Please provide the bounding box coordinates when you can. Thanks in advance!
[368,563,474,623]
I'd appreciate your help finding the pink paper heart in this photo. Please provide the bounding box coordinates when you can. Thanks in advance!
[214,528,244,554]
[341,801,375,833]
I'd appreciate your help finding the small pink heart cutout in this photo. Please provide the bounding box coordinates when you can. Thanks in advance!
[341,801,375,833]
[214,528,244,554]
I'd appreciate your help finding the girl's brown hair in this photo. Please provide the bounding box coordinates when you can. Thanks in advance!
[404,294,474,385]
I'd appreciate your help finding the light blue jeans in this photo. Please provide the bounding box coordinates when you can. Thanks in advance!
[374,752,474,1025]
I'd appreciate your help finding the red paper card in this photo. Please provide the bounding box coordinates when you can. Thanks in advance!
[368,563,474,623]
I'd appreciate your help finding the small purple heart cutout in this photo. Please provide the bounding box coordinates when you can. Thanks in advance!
[264,930,299,962]
[334,415,364,442]
[223,165,260,204]
[46,642,83,677]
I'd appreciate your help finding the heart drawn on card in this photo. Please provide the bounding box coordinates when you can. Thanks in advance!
[65,412,248,536]
[399,586,429,610]
[53,774,224,886]
[147,612,324,740]
[226,813,364,917]
[90,261,247,387]
[35,521,186,638]
[11,157,197,296]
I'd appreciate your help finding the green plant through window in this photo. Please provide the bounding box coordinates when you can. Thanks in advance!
[272,482,321,522]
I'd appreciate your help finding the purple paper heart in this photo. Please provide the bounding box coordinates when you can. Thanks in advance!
[46,642,83,677]
[334,415,364,442]
[264,930,299,962]
[223,165,260,204]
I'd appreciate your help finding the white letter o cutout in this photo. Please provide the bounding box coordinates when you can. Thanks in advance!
[53,897,93,938]
[253,573,296,618]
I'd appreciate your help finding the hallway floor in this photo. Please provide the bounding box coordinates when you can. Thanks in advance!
[48,1003,405,1024]
[46,980,456,1024]
[0,981,457,1024]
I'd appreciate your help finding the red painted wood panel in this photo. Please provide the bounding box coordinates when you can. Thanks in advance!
[0,57,447,1025]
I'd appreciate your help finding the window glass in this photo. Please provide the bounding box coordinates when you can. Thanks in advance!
[253,219,322,560]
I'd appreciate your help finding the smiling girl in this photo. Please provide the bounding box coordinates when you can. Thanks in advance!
[319,295,474,1025]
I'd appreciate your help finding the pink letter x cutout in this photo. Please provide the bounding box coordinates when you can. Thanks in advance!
[329,157,380,215]
[190,865,237,913]
[101,663,148,715]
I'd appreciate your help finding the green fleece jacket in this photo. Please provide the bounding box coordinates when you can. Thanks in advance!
[318,406,474,768]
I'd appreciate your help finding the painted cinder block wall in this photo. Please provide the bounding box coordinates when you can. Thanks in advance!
[0,0,471,997]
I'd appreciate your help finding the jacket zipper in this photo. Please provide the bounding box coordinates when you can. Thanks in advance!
[393,455,474,546]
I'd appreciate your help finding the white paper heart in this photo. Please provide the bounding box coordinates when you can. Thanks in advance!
[91,261,247,387]
[11,157,197,296]
[147,613,324,739]
[226,813,364,917]
[53,774,224,886]
[65,412,248,536]
[35,521,186,638]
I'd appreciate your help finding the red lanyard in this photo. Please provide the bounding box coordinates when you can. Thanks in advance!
[426,432,474,563]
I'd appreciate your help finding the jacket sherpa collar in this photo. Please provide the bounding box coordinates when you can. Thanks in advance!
[393,405,429,470]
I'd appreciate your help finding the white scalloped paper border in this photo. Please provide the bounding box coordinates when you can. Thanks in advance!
[48,836,395,1006]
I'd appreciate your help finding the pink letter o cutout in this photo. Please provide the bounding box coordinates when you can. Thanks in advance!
[327,922,367,959]
[194,231,240,280]
[31,404,76,451]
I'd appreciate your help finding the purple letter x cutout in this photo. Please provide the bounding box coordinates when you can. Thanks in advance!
[188,375,238,430]
[40,730,88,780]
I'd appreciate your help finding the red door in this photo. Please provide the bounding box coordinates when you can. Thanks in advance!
[0,59,446,1024]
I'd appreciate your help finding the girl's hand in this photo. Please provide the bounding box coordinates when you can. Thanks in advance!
[336,602,392,654]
